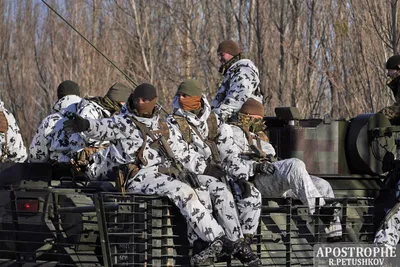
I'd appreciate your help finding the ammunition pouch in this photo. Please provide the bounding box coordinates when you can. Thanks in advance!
[158,166,180,178]
[203,162,226,179]
[117,163,140,194]
[75,147,103,166]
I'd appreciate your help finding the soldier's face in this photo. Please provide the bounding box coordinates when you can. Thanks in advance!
[218,52,233,66]
[178,93,188,99]
[135,98,150,104]
[387,69,399,78]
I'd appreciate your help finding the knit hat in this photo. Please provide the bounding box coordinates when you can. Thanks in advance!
[386,55,400,70]
[57,80,80,100]
[176,79,202,96]
[217,40,241,56]
[127,83,158,116]
[239,98,264,117]
[132,83,157,100]
[105,83,132,102]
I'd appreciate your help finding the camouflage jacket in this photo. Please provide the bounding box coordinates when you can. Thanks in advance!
[29,95,84,163]
[84,104,208,180]
[0,100,27,162]
[70,98,113,151]
[217,123,275,180]
[167,94,213,160]
[211,59,263,121]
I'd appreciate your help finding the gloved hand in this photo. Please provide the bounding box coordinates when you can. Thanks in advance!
[253,161,276,175]
[63,113,90,134]
[236,178,252,198]
[204,163,226,179]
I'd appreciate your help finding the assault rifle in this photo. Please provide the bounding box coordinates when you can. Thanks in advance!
[155,136,201,188]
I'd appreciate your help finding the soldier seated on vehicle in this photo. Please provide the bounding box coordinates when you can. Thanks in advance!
[62,83,259,266]
[216,98,343,242]
[0,98,27,163]
[168,79,262,266]
[68,82,132,166]
[29,80,83,163]
[374,179,400,248]
[379,55,400,121]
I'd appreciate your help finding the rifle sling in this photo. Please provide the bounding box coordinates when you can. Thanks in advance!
[174,114,222,163]
[234,124,266,159]
[128,115,177,167]
[128,116,156,166]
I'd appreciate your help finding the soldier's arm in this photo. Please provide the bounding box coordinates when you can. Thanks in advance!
[166,119,208,175]
[213,66,260,119]
[77,101,105,146]
[378,101,400,120]
[4,110,27,162]
[83,115,131,141]
[216,124,255,181]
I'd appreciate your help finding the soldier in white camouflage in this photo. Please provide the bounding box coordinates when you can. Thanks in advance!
[217,99,343,242]
[211,40,263,122]
[374,180,400,248]
[29,80,83,163]
[68,82,132,164]
[63,83,259,266]
[0,99,27,162]
[168,79,262,266]
[379,55,400,120]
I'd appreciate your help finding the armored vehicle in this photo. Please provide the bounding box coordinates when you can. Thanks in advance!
[0,108,395,266]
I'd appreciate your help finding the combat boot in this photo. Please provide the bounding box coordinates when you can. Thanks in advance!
[319,201,341,225]
[190,236,224,266]
[191,239,215,266]
[233,235,262,267]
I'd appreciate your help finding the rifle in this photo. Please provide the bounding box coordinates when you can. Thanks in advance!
[127,114,200,189]
[155,136,201,189]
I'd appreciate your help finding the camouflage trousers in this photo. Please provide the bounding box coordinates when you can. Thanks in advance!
[127,171,225,242]
[187,175,243,244]
[374,202,400,247]
[236,183,262,235]
[253,158,342,238]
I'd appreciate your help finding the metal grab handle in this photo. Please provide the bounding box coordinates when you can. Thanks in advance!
[58,203,118,213]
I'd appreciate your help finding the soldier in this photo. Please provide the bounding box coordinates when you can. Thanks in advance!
[217,98,343,242]
[379,55,400,120]
[69,82,132,163]
[63,83,258,266]
[29,80,83,163]
[0,99,27,162]
[374,180,400,248]
[169,79,262,266]
[211,40,263,122]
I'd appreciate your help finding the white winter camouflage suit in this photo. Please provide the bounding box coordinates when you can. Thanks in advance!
[374,187,400,248]
[0,100,27,162]
[217,122,342,239]
[69,98,113,151]
[29,95,84,163]
[170,94,261,239]
[211,58,263,121]
[81,105,234,243]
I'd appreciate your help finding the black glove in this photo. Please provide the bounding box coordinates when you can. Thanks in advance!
[63,113,90,134]
[203,163,226,179]
[253,161,276,175]
[236,178,252,198]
